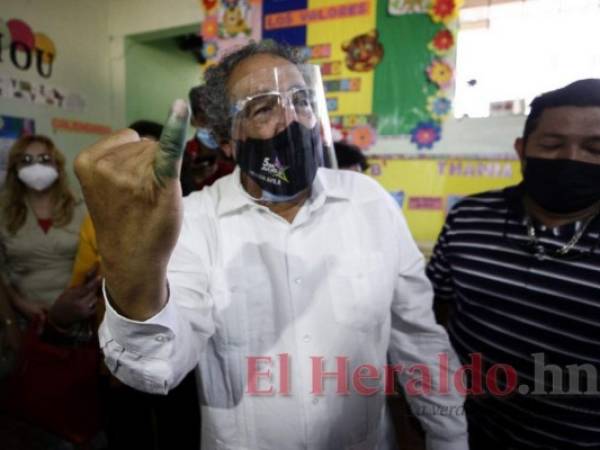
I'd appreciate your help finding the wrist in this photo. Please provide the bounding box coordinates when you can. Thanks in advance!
[102,277,168,321]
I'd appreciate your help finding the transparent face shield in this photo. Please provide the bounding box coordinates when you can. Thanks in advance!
[230,63,336,203]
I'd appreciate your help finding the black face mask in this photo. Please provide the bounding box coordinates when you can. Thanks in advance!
[235,121,322,202]
[522,157,600,214]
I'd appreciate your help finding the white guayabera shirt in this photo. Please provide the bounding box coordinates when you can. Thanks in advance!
[100,167,468,450]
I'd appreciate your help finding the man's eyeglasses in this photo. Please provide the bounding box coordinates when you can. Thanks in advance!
[232,87,317,126]
[20,154,53,166]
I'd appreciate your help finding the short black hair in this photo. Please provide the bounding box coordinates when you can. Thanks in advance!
[188,84,209,123]
[129,120,164,140]
[523,79,600,143]
[334,141,368,172]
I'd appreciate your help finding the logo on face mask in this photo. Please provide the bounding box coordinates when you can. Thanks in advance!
[260,157,289,184]
[236,121,322,202]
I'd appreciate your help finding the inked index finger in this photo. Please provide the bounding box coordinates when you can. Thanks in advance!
[154,99,190,185]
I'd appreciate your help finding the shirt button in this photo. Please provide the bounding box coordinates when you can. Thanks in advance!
[303,334,311,343]
[312,397,319,405]
[294,277,302,285]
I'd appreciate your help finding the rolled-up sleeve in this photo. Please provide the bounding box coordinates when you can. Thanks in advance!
[388,208,469,450]
[99,196,217,395]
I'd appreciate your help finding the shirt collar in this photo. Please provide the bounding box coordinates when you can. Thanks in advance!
[216,166,351,217]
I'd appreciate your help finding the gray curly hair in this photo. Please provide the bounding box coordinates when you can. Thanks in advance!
[201,39,306,144]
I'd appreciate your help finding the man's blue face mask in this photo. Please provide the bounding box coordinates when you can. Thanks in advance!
[196,128,219,150]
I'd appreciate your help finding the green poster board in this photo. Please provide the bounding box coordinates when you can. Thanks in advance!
[373,2,442,136]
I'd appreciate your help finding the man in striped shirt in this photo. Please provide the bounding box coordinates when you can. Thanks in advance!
[427,79,600,449]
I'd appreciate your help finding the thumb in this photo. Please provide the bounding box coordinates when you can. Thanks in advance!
[154,99,190,185]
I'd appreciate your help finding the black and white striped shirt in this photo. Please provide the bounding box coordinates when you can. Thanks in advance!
[427,185,600,450]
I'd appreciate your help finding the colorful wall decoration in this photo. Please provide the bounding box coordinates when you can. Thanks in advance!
[51,118,111,136]
[261,0,379,151]
[0,74,86,111]
[200,0,262,71]
[374,0,461,151]
[0,17,56,78]
[197,0,462,152]
[369,156,521,249]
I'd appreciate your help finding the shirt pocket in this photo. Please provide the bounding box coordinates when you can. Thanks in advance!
[327,252,388,333]
[215,266,274,348]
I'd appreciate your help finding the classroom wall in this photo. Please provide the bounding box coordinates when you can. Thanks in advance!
[125,37,202,126]
[107,0,204,129]
[371,0,524,157]
[374,115,524,157]
[1,0,112,191]
[114,0,526,157]
[113,0,526,158]
[1,0,526,199]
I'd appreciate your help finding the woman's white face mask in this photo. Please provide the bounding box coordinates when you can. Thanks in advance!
[18,164,59,191]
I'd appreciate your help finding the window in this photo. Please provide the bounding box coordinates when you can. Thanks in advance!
[454,0,600,118]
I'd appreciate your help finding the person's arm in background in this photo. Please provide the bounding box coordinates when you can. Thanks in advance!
[76,101,215,394]
[388,205,468,450]
[70,214,100,287]
[426,210,457,326]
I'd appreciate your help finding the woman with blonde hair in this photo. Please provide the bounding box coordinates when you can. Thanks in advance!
[0,135,103,448]
[0,134,99,333]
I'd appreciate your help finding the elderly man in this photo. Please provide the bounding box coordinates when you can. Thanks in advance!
[75,40,468,450]
[427,79,600,449]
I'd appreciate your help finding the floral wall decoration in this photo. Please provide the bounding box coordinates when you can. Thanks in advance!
[406,0,462,150]
[429,0,462,24]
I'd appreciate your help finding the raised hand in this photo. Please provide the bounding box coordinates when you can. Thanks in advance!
[74,101,190,320]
